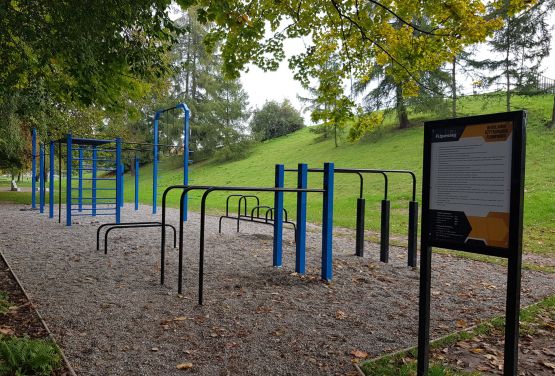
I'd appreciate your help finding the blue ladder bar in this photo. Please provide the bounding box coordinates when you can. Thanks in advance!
[321,162,334,281]
[273,164,284,268]
[296,163,308,274]
[31,128,37,209]
[66,134,72,226]
[49,141,54,218]
[39,143,45,213]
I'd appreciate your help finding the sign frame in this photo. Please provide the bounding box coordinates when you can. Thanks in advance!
[417,110,526,376]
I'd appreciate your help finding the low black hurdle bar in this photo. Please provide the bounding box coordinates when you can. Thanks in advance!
[96,222,177,254]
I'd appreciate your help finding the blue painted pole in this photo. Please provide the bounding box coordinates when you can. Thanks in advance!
[39,143,45,213]
[31,128,37,209]
[119,162,124,208]
[115,138,122,223]
[296,163,308,274]
[273,164,284,268]
[321,162,334,281]
[182,105,190,221]
[78,147,83,212]
[49,141,54,218]
[135,157,139,210]
[153,112,160,214]
[66,135,72,226]
[92,147,97,217]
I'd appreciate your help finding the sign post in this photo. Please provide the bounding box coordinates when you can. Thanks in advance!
[418,111,526,376]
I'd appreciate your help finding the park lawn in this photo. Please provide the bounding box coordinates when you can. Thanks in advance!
[2,94,554,256]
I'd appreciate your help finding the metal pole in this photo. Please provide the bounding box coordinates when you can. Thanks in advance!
[355,198,366,257]
[296,163,307,274]
[380,199,390,263]
[183,106,190,221]
[39,143,45,213]
[152,112,160,214]
[321,162,334,281]
[408,201,419,267]
[66,135,72,226]
[49,141,54,218]
[135,157,139,210]
[92,147,97,217]
[78,147,83,212]
[31,128,37,209]
[115,138,122,224]
[273,164,284,268]
[119,162,124,208]
[58,141,62,224]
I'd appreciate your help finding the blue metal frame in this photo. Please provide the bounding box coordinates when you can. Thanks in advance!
[31,128,37,209]
[322,162,334,281]
[115,138,122,224]
[49,141,54,218]
[66,135,72,226]
[135,157,139,210]
[296,163,308,274]
[39,143,45,213]
[78,147,83,212]
[152,113,159,214]
[92,147,97,216]
[273,164,284,267]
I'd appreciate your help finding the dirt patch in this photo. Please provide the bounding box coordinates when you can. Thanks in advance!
[0,203,553,375]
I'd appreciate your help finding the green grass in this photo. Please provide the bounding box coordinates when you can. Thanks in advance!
[2,93,554,255]
[0,292,10,315]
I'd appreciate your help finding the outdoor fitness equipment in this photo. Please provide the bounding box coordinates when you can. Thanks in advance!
[159,163,334,305]
[283,166,418,267]
[96,222,177,254]
[217,194,297,238]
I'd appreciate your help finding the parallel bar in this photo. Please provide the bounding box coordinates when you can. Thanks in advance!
[296,163,307,274]
[183,107,190,221]
[408,201,418,267]
[49,141,54,218]
[273,164,284,268]
[71,158,115,162]
[71,178,116,181]
[355,198,366,257]
[380,199,390,263]
[321,162,334,281]
[31,129,37,209]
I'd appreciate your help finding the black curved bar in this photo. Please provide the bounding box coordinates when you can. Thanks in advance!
[104,223,177,254]
[96,221,163,251]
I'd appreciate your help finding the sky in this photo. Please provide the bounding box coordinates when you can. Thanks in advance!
[240,13,555,115]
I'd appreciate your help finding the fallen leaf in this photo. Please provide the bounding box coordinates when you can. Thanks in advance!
[176,362,193,370]
[0,327,14,336]
[542,361,555,370]
[151,347,159,352]
[173,316,187,321]
[350,350,368,359]
[335,310,347,320]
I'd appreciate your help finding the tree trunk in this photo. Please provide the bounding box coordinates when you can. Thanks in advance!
[334,124,338,147]
[451,57,457,117]
[396,85,409,129]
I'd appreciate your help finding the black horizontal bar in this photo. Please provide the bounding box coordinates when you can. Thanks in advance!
[71,188,117,191]
[72,207,116,211]
[72,213,116,216]
[72,158,116,162]
[71,178,116,181]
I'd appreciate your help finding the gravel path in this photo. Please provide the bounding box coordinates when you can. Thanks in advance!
[0,203,553,375]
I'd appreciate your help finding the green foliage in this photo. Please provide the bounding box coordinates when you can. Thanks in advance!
[0,292,10,315]
[0,337,61,376]
[212,138,254,163]
[250,100,304,141]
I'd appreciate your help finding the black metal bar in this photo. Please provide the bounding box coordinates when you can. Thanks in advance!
[380,199,390,263]
[355,198,365,257]
[103,223,177,254]
[408,201,418,267]
[97,221,169,250]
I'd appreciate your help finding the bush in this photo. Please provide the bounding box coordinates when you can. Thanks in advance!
[250,100,304,141]
[0,336,61,376]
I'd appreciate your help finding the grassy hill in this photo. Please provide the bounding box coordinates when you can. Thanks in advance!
[2,94,554,255]
[126,93,554,255]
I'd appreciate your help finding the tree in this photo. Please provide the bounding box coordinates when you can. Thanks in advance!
[182,0,530,119]
[468,0,555,110]
[250,100,305,141]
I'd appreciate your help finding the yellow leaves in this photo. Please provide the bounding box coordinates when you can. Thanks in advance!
[176,362,193,370]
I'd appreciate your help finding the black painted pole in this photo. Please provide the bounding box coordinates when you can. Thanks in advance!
[380,199,390,263]
[355,198,365,257]
[408,201,418,267]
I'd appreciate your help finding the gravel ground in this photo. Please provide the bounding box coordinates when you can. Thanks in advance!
[0,203,553,375]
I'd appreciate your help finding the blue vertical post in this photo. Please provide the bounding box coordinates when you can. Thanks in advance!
[273,164,284,268]
[134,157,139,210]
[66,135,72,226]
[296,163,308,274]
[152,112,160,214]
[321,162,334,281]
[49,141,54,218]
[31,128,37,209]
[39,143,45,213]
[119,162,124,208]
[182,104,190,221]
[115,138,122,224]
[78,147,83,212]
[92,147,97,216]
